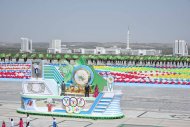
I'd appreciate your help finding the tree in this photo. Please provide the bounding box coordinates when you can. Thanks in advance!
[14,53,20,62]
[88,55,96,65]
[134,56,140,65]
[170,56,175,65]
[124,56,130,65]
[22,54,28,62]
[129,56,134,65]
[0,53,5,62]
[174,57,181,66]
[186,57,190,66]
[55,54,62,62]
[30,53,37,60]
[38,53,44,60]
[112,56,117,65]
[72,54,79,60]
[6,53,12,61]
[64,54,71,63]
[46,54,53,63]
[97,55,104,65]
[181,57,186,66]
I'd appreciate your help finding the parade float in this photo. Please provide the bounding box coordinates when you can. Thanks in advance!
[16,58,124,119]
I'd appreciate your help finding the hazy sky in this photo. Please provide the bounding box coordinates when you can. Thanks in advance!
[0,0,190,43]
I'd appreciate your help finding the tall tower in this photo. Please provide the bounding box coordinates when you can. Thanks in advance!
[126,27,131,50]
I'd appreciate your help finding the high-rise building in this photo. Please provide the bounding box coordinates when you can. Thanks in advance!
[173,40,188,56]
[47,40,61,54]
[20,38,33,53]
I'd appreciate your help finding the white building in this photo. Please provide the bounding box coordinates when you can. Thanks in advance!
[72,46,121,55]
[72,49,82,54]
[20,38,33,53]
[47,40,61,54]
[81,48,96,54]
[95,47,106,54]
[72,46,161,55]
[61,45,72,54]
[120,49,132,55]
[130,49,162,56]
[120,49,162,56]
[105,46,121,55]
[173,40,188,56]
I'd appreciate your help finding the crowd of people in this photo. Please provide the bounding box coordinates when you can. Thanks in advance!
[1,114,57,127]
[0,63,31,79]
[1,114,30,127]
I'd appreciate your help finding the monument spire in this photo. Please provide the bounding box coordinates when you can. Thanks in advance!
[126,27,131,50]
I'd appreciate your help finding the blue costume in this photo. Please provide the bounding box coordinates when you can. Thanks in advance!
[53,119,57,127]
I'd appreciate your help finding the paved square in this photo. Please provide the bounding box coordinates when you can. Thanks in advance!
[1,81,190,127]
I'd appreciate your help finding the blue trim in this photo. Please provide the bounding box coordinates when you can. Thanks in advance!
[80,92,103,114]
[53,109,67,113]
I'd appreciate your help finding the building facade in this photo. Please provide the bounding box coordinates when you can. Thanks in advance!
[79,47,120,55]
[120,49,161,56]
[104,46,121,55]
[131,49,162,56]
[95,47,106,54]
[80,48,96,54]
[20,38,33,53]
[61,45,72,54]
[46,40,162,56]
[47,40,62,54]
[173,40,188,56]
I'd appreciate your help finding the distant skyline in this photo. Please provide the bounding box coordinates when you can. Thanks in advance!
[0,0,190,43]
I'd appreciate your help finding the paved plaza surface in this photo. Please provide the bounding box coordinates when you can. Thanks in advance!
[1,81,190,127]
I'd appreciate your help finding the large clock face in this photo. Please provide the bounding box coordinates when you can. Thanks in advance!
[74,69,89,86]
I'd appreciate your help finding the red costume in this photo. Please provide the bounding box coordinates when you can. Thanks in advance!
[18,119,24,127]
[2,121,6,127]
[47,103,53,112]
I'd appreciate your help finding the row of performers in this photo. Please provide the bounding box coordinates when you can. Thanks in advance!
[0,72,31,79]
[0,66,31,70]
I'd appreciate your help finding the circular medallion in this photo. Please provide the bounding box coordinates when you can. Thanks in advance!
[66,106,73,113]
[62,97,70,107]
[72,65,94,86]
[70,97,78,107]
[77,98,85,107]
[73,106,81,113]
[74,69,89,85]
